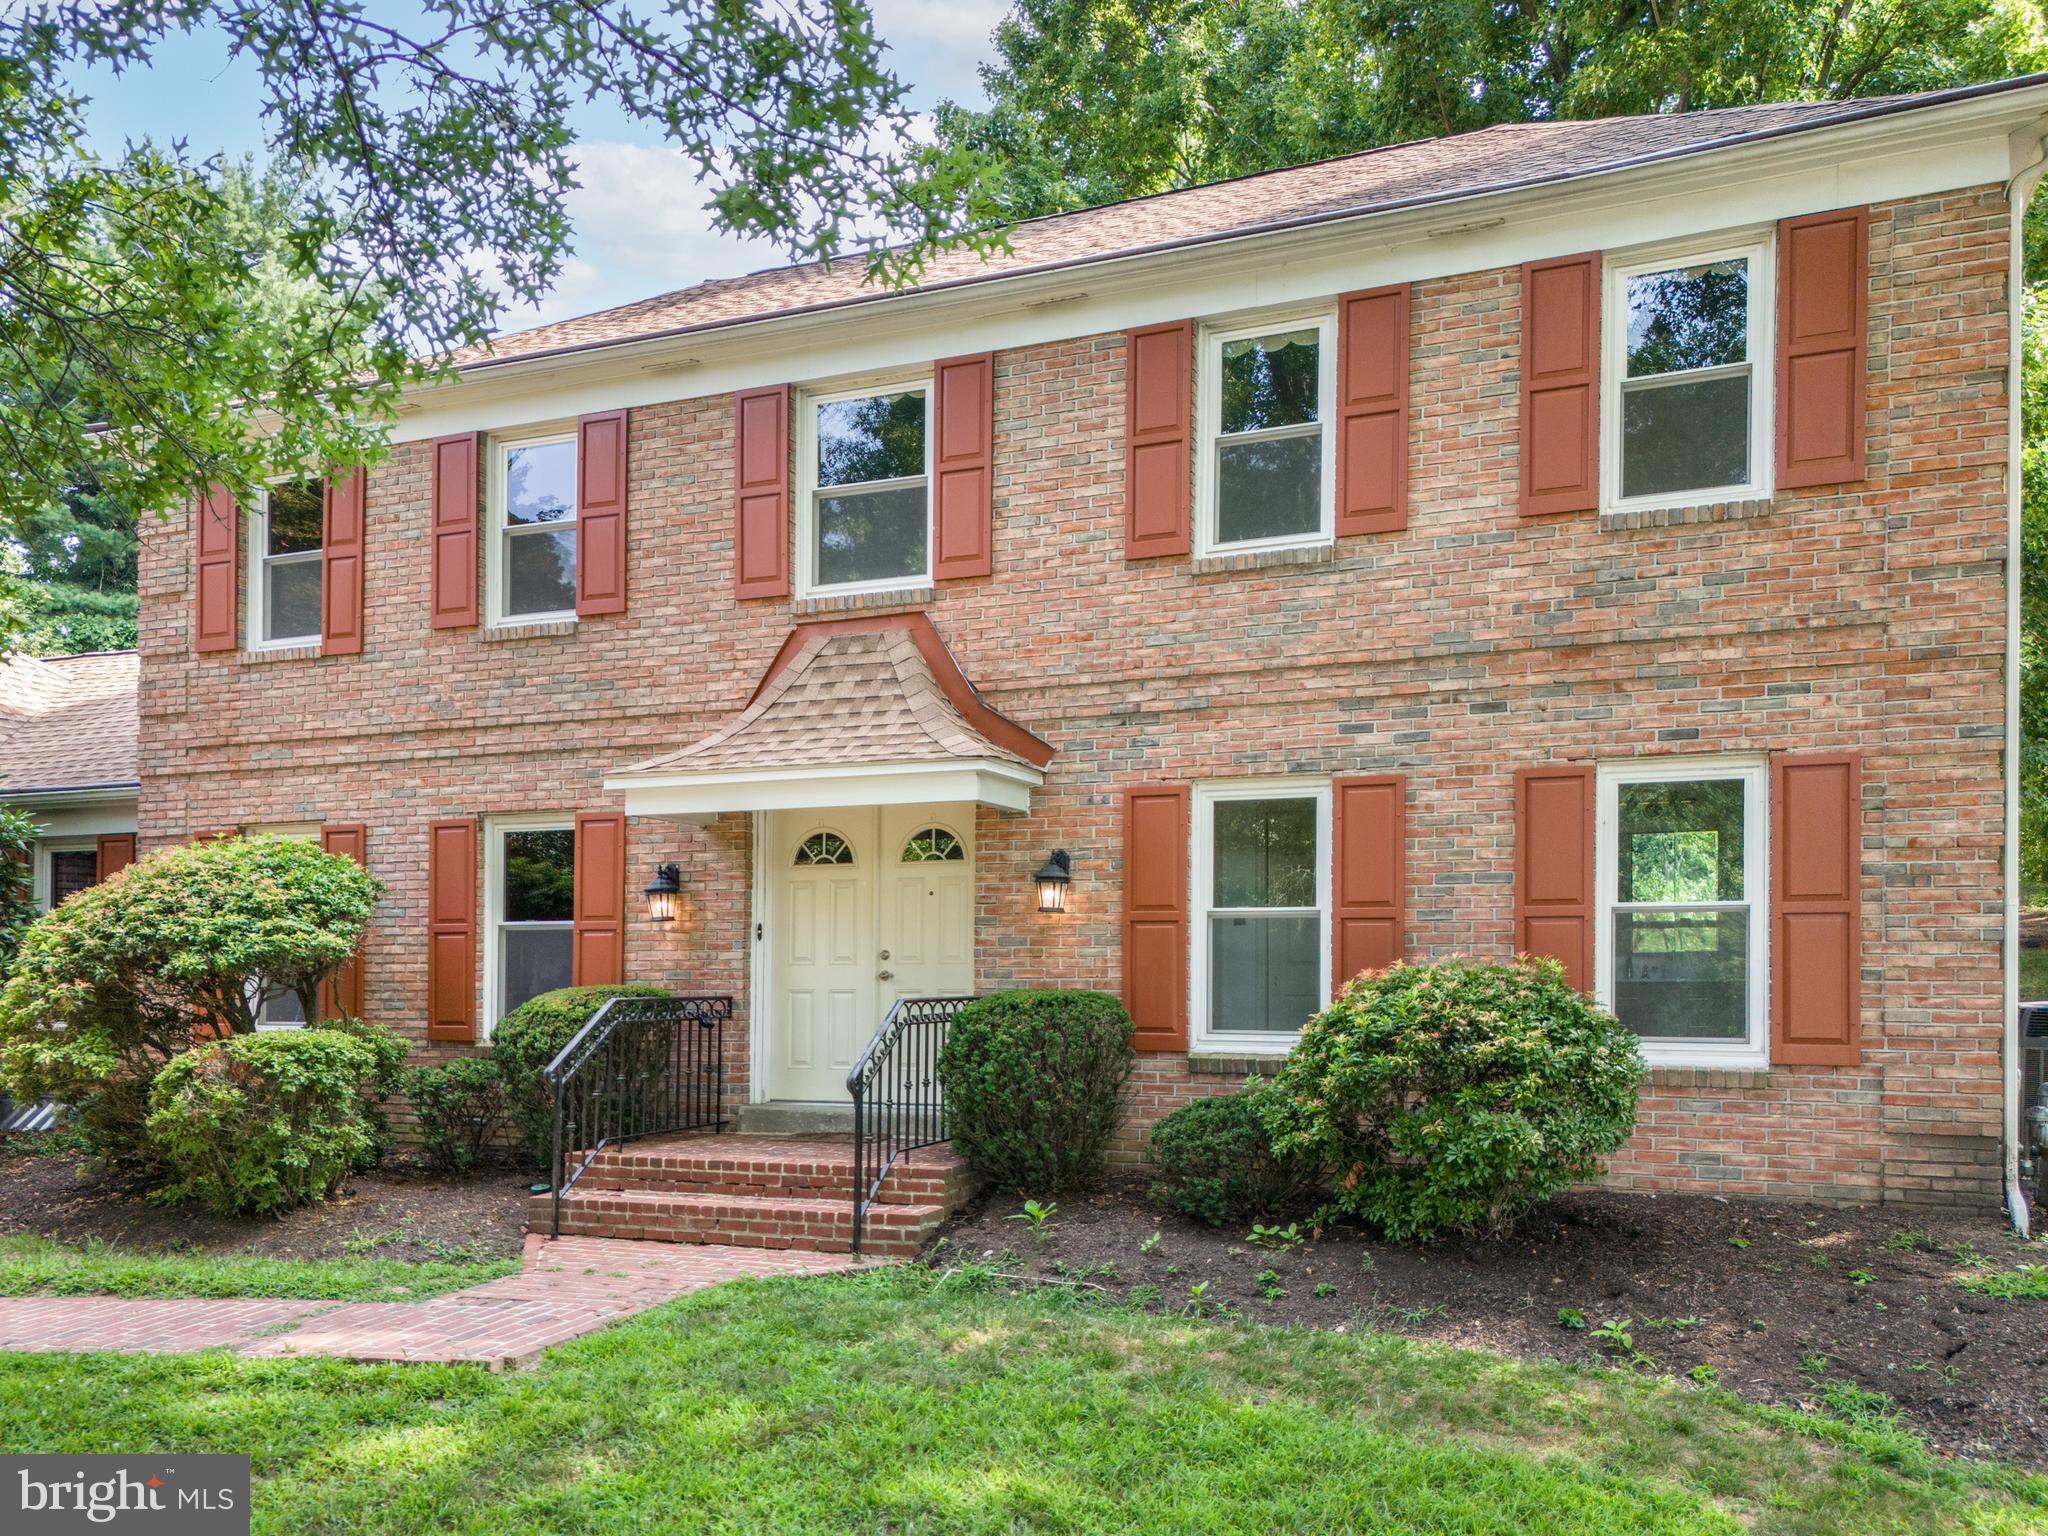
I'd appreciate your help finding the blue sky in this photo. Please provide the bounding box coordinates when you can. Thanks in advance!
[73,1,1011,331]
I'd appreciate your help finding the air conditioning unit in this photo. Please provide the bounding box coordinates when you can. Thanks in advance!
[2022,1002,2048,1204]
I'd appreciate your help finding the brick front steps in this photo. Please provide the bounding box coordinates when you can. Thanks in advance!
[528,1133,973,1259]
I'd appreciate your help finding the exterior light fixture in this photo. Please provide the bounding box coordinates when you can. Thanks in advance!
[644,863,682,923]
[1034,849,1072,914]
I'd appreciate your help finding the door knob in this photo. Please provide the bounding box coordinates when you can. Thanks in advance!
[877,969,895,981]
[878,949,891,960]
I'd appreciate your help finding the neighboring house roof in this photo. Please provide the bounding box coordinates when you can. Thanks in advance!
[616,617,1051,779]
[0,650,140,796]
[456,79,2047,373]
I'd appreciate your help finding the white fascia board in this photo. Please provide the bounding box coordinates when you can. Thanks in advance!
[605,758,1042,815]
[391,86,2048,447]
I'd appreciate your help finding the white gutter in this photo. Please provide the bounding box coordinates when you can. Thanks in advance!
[2005,130,2048,1239]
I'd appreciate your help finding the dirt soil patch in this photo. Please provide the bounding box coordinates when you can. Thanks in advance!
[0,1137,533,1263]
[936,1174,2048,1468]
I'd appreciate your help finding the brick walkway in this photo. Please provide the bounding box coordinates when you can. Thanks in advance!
[0,1235,866,1371]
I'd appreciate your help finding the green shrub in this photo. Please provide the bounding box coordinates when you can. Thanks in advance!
[490,984,670,1163]
[1147,1081,1322,1226]
[0,835,380,1163]
[938,989,1134,1193]
[1265,957,1644,1241]
[144,1027,382,1216]
[403,1058,508,1174]
[320,1015,409,1169]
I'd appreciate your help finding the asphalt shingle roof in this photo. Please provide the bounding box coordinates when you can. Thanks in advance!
[0,650,139,795]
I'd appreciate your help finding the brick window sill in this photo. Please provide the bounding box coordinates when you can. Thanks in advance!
[1187,1052,1285,1078]
[482,619,579,642]
[1646,1065,1776,1090]
[792,587,934,619]
[1190,543,1336,577]
[240,643,321,665]
[1599,497,1772,533]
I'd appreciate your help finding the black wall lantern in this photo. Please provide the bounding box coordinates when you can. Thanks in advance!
[1034,849,1072,914]
[644,863,682,923]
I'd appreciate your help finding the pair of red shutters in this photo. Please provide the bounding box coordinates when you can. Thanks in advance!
[423,812,627,1043]
[194,413,631,652]
[1122,755,1862,1067]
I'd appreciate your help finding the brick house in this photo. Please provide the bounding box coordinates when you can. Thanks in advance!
[139,78,2048,1223]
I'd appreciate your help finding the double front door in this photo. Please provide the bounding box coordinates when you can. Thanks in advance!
[768,804,976,1101]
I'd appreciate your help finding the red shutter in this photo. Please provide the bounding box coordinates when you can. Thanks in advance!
[426,818,477,1042]
[1514,765,1594,991]
[1777,208,1869,490]
[1519,253,1601,517]
[1335,286,1410,536]
[321,466,366,656]
[1332,775,1405,988]
[576,409,629,616]
[194,485,238,653]
[571,811,627,987]
[734,385,791,600]
[320,823,368,1021]
[1124,321,1192,559]
[1122,784,1190,1051]
[429,433,480,629]
[932,352,995,580]
[1771,753,1862,1065]
[94,834,136,881]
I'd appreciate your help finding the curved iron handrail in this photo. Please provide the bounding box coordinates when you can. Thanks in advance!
[847,995,974,1256]
[544,993,732,1237]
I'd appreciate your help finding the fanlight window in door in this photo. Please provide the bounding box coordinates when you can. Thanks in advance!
[794,831,854,866]
[900,828,964,863]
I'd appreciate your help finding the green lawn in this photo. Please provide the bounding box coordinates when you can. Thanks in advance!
[0,1235,517,1301]
[1,1265,2041,1535]
[2021,946,2048,1001]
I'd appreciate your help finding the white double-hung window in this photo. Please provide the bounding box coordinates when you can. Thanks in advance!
[1604,237,1772,510]
[1196,315,1335,555]
[1594,758,1768,1066]
[796,380,931,596]
[485,816,576,1030]
[248,479,324,649]
[1191,780,1331,1051]
[488,432,579,624]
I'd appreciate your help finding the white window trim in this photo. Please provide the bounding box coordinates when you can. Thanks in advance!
[486,429,580,628]
[1601,232,1775,515]
[245,480,323,651]
[1189,777,1332,1055]
[1194,310,1337,559]
[1593,754,1769,1068]
[34,837,96,912]
[794,374,935,600]
[482,811,574,1038]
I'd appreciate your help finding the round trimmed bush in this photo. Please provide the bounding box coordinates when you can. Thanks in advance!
[490,984,670,1163]
[938,988,1134,1193]
[1147,1080,1322,1226]
[403,1057,508,1173]
[144,1027,383,1216]
[1265,957,1645,1241]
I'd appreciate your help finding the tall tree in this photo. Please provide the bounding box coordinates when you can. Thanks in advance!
[0,2,1002,531]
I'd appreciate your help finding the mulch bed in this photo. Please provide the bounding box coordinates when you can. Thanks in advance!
[0,1138,534,1263]
[935,1173,2048,1468]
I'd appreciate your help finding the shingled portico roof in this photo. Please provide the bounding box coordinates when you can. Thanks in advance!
[0,650,139,797]
[607,615,1051,816]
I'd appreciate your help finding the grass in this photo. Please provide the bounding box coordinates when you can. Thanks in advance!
[0,1235,516,1301]
[1,1264,2043,1535]
[2020,945,2048,1000]
[1960,1263,2048,1300]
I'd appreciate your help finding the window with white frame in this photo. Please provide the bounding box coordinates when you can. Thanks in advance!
[1191,782,1330,1048]
[1605,238,1771,509]
[489,433,579,623]
[1594,759,1767,1065]
[40,842,98,911]
[488,819,575,1027]
[797,381,931,595]
[249,479,324,648]
[247,823,320,1027]
[1197,316,1334,554]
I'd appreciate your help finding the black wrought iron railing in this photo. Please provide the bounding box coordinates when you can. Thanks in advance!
[846,995,974,1256]
[544,993,731,1237]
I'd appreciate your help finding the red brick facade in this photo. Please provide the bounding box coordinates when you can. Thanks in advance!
[137,184,2013,1208]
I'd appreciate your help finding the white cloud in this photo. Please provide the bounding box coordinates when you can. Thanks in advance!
[870,0,1011,107]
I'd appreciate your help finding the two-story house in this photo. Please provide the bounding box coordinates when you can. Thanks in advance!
[142,76,2048,1228]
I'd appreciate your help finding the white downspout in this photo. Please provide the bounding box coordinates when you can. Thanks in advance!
[2004,135,2048,1238]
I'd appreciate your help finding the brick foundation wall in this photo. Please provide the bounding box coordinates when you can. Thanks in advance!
[139,186,2013,1209]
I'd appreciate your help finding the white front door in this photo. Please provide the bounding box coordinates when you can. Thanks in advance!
[768,805,976,1102]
